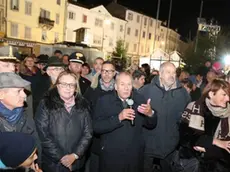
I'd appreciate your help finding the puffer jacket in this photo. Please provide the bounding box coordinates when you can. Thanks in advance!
[35,87,93,172]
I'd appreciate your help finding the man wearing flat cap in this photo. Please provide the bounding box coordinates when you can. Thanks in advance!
[68,52,91,94]
[0,73,41,164]
[0,47,34,118]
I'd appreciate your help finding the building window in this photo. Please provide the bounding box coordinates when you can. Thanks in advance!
[141,45,144,53]
[127,12,133,21]
[0,0,4,5]
[144,18,147,26]
[137,15,140,23]
[68,12,75,20]
[57,0,61,5]
[42,30,47,41]
[40,9,50,19]
[135,29,138,37]
[54,32,59,42]
[150,19,153,27]
[11,0,19,11]
[0,9,4,31]
[120,25,123,32]
[111,22,114,30]
[82,15,87,23]
[56,14,60,24]
[133,44,137,52]
[127,27,131,35]
[25,1,32,15]
[11,23,18,37]
[149,33,152,40]
[142,31,146,38]
[146,45,150,53]
[93,35,102,44]
[95,18,103,27]
[109,38,113,47]
[24,26,31,39]
[126,42,129,51]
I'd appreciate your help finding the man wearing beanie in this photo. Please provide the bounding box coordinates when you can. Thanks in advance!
[68,52,91,94]
[0,73,41,166]
[0,132,38,169]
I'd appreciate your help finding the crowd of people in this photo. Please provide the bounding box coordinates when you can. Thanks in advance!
[0,50,230,172]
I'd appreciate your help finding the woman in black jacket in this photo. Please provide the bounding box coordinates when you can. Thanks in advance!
[35,71,93,172]
[180,79,230,172]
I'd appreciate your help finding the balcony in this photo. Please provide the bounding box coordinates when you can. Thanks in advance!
[38,17,54,30]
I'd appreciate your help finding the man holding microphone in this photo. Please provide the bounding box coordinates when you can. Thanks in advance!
[93,72,157,172]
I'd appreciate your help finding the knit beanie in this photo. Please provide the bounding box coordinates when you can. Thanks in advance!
[0,132,36,168]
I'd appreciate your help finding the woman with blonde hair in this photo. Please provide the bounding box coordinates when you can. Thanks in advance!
[35,70,92,172]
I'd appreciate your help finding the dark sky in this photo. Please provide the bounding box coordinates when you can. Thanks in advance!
[78,0,230,39]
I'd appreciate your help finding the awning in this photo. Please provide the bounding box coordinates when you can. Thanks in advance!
[4,38,36,48]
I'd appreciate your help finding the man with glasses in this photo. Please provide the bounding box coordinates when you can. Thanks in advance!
[84,61,116,172]
[44,56,65,87]
[68,52,91,95]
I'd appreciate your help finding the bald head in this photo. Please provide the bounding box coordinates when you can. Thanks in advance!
[159,62,176,74]
[115,72,133,100]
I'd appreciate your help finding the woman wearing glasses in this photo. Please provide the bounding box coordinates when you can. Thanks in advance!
[35,70,93,172]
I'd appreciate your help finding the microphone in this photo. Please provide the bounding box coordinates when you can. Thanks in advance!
[126,99,134,125]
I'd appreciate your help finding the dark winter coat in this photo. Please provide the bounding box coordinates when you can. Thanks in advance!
[179,99,230,171]
[79,76,91,95]
[0,110,41,164]
[139,76,191,159]
[93,90,157,172]
[84,75,114,155]
[35,88,93,172]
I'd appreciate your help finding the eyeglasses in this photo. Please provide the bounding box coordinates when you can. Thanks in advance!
[58,82,76,89]
[101,69,115,74]
[48,67,64,72]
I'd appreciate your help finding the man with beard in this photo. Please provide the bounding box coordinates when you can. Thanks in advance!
[93,72,157,172]
[139,62,190,172]
[84,61,116,172]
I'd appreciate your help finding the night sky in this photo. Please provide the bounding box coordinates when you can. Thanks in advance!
[78,0,230,39]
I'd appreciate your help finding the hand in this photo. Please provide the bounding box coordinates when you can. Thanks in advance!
[213,139,230,153]
[30,163,43,172]
[193,146,206,152]
[118,109,135,121]
[60,154,76,168]
[137,99,153,117]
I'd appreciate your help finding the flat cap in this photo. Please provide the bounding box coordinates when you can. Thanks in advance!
[0,72,30,89]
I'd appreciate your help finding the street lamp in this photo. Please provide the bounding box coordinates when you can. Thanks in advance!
[224,55,230,65]
[101,19,111,52]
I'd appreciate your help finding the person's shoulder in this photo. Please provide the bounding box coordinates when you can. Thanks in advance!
[98,91,115,102]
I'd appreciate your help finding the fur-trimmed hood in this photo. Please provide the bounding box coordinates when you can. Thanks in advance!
[42,87,90,112]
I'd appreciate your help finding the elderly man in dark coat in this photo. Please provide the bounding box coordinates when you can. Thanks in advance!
[139,62,191,172]
[93,72,157,172]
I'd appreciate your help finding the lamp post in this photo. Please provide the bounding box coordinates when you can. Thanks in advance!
[194,0,203,53]
[153,0,161,52]
[101,19,111,52]
[165,0,173,53]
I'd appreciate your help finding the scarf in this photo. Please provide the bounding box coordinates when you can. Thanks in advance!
[181,98,230,140]
[62,96,75,113]
[0,103,23,125]
[100,78,115,91]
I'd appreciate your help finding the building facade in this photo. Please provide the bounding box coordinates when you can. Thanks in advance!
[106,2,162,64]
[0,0,5,40]
[4,0,66,54]
[65,1,126,57]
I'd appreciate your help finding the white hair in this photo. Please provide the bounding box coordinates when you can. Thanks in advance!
[159,62,176,74]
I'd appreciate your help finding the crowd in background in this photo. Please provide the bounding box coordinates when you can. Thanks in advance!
[0,49,230,172]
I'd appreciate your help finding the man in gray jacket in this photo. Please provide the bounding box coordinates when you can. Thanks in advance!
[139,62,190,172]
